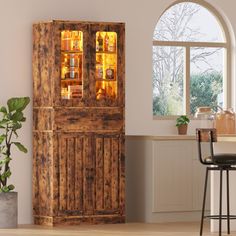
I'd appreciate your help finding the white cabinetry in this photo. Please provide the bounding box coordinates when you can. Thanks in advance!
[126,137,210,223]
[152,140,209,213]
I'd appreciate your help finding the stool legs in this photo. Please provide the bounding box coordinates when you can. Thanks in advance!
[200,167,209,236]
[200,167,235,236]
[219,169,223,236]
[226,169,230,234]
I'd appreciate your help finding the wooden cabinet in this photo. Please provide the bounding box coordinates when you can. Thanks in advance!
[32,20,125,226]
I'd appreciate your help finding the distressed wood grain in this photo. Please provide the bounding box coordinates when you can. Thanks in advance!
[33,20,125,226]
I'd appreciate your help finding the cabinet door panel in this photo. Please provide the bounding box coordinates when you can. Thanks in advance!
[57,133,122,216]
[58,134,89,215]
[152,141,193,212]
[94,135,120,214]
[74,137,84,211]
[104,137,112,209]
[111,138,119,209]
[83,136,95,214]
[95,137,104,210]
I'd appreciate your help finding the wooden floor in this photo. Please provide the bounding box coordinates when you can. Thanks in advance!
[0,222,233,236]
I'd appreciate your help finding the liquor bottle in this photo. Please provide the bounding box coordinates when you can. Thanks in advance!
[69,67,78,79]
[61,67,66,79]
[104,33,109,52]
[70,67,75,79]
[71,31,80,51]
[62,31,71,51]
[106,65,115,80]
[108,34,116,52]
[97,32,104,52]
[64,67,70,79]
[62,53,69,67]
[70,54,75,67]
[96,54,103,79]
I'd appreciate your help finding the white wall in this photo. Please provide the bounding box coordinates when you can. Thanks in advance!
[0,0,236,224]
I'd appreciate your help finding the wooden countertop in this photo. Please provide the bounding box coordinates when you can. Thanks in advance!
[126,134,236,142]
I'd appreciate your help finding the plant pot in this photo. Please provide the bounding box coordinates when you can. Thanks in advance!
[177,124,188,135]
[0,192,17,228]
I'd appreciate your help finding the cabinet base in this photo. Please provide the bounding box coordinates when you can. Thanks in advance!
[34,215,125,226]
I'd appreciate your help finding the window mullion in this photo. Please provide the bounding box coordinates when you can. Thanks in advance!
[185,46,190,115]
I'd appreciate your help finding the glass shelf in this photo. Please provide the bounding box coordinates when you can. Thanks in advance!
[96,51,116,54]
[61,50,83,54]
[96,79,116,82]
[61,78,82,83]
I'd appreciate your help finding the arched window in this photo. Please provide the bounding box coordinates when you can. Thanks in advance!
[153,0,231,117]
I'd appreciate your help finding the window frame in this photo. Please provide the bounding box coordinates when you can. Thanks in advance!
[153,0,232,119]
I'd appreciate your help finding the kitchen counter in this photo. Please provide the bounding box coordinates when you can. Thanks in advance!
[126,134,236,141]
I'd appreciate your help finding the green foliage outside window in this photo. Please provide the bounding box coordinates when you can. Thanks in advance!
[153,72,222,116]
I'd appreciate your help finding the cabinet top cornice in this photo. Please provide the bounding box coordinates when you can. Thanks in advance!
[33,20,125,26]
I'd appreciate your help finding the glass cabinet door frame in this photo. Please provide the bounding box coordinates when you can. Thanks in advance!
[53,22,125,108]
[89,23,125,107]
[53,22,90,107]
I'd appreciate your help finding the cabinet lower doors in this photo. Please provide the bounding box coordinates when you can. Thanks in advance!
[57,132,125,223]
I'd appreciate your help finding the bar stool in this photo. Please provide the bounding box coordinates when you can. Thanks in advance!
[196,128,236,236]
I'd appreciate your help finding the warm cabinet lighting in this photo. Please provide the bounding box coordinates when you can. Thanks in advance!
[61,30,83,99]
[95,32,117,101]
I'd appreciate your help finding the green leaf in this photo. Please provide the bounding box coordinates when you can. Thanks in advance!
[0,119,8,127]
[13,142,28,153]
[7,97,30,112]
[176,115,190,126]
[12,122,22,131]
[1,169,12,181]
[0,106,7,114]
[1,186,10,193]
[5,169,11,178]
[0,157,11,166]
[1,175,6,181]
[8,185,15,191]
[11,111,24,122]
[0,134,6,144]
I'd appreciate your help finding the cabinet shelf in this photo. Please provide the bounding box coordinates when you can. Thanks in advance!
[61,78,82,83]
[96,78,116,82]
[62,65,80,68]
[96,51,116,54]
[96,64,116,68]
[61,50,83,54]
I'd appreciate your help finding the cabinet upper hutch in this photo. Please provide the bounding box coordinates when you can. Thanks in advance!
[33,20,125,226]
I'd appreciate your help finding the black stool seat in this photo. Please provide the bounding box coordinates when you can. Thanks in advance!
[204,153,236,165]
[196,128,236,236]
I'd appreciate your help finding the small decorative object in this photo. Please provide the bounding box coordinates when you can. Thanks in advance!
[194,106,215,129]
[214,106,235,134]
[176,115,190,135]
[0,97,30,228]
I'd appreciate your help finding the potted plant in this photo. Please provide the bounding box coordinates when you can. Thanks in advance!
[176,115,190,135]
[0,97,30,228]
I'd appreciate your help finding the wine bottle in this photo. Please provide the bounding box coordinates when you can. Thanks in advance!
[104,33,109,52]
[97,32,104,52]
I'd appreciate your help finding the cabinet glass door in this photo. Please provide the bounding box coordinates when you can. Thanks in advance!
[95,32,117,101]
[61,30,83,99]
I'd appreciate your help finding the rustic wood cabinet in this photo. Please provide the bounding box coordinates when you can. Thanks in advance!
[32,20,125,226]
